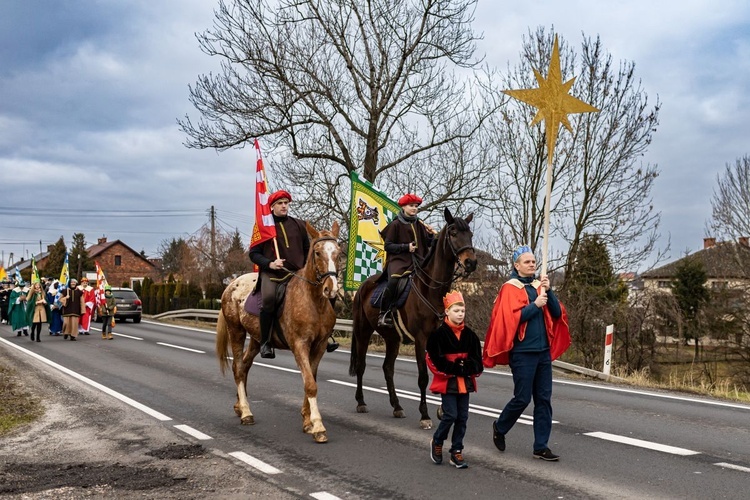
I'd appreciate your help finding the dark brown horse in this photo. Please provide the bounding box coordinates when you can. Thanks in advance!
[349,208,476,429]
[216,222,341,443]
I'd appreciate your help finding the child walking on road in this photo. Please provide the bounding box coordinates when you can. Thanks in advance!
[427,291,483,468]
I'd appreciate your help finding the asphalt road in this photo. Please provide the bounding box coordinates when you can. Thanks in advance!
[2,320,749,499]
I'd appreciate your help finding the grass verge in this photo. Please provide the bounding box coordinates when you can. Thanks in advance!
[0,364,44,436]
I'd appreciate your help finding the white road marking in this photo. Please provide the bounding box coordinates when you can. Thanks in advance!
[174,424,212,440]
[142,319,214,333]
[251,361,301,374]
[584,431,700,456]
[228,451,282,474]
[327,380,549,425]
[0,338,171,421]
[393,387,555,424]
[156,342,205,353]
[108,331,143,340]
[714,462,750,473]
[310,492,343,500]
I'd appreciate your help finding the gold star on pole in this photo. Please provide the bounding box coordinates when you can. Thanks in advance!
[503,35,599,164]
[503,34,600,276]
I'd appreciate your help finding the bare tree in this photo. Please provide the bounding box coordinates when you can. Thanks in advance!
[179,0,500,228]
[484,27,662,276]
[708,155,750,239]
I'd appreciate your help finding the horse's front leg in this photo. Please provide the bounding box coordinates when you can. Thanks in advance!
[415,340,432,429]
[382,332,405,418]
[292,340,328,443]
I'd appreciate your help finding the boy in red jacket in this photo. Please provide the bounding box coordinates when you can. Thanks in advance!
[427,290,483,468]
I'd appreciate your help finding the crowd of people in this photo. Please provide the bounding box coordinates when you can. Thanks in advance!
[3,190,571,470]
[1,276,116,342]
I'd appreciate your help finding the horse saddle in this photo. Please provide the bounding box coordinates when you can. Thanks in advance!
[370,276,412,309]
[243,282,287,318]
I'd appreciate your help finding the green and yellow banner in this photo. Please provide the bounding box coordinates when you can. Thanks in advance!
[344,171,400,290]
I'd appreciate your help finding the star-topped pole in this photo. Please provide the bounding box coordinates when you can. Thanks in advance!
[503,35,599,277]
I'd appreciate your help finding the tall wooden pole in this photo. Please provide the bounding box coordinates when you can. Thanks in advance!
[541,156,553,278]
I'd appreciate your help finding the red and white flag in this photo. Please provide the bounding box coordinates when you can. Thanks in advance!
[249,138,276,249]
[94,261,109,307]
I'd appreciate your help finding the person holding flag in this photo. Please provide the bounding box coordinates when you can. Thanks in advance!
[247,140,338,358]
[249,189,310,358]
[60,279,85,341]
[59,252,70,287]
[78,277,95,335]
[46,280,63,336]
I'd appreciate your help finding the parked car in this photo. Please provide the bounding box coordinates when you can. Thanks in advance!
[94,287,142,323]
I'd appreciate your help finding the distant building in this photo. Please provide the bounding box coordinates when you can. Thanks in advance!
[86,237,160,288]
[641,237,750,292]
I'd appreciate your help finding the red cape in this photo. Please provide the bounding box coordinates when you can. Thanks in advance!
[482,279,571,367]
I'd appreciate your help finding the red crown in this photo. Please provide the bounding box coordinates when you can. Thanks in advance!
[443,290,464,310]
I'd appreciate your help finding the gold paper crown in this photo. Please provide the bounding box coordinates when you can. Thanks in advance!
[443,290,464,310]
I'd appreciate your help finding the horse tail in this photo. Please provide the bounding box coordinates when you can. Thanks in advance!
[349,291,361,377]
[216,310,230,376]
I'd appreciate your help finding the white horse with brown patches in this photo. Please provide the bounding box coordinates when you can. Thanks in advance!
[216,221,340,443]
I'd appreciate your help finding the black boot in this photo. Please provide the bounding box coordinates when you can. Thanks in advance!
[30,330,35,341]
[326,335,339,353]
[259,311,275,359]
[377,279,397,328]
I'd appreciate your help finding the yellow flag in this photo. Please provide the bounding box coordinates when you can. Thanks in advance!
[344,171,400,290]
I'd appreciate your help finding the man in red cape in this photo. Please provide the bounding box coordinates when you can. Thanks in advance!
[483,245,570,461]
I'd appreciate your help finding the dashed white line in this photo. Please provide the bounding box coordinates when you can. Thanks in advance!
[714,462,750,473]
[584,431,700,456]
[310,492,343,500]
[156,342,205,353]
[229,451,282,474]
[174,424,212,440]
[108,331,143,340]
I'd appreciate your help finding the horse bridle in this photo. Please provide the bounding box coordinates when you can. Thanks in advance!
[410,223,475,319]
[443,224,475,277]
[283,236,339,286]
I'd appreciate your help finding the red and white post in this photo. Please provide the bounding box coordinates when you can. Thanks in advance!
[603,324,614,375]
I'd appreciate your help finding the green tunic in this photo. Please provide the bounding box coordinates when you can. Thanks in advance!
[8,287,30,332]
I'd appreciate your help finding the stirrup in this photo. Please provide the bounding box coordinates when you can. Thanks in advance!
[377,311,394,327]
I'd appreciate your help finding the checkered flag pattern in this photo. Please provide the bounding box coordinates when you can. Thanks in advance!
[352,236,383,283]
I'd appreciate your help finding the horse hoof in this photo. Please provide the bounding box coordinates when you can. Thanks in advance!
[241,415,255,425]
[393,410,405,418]
[313,432,328,443]
[419,419,433,430]
[356,405,369,414]
[234,407,242,417]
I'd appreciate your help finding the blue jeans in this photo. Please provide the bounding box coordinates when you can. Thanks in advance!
[494,350,553,452]
[433,392,470,453]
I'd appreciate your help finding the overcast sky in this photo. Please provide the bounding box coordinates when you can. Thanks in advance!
[1,1,748,270]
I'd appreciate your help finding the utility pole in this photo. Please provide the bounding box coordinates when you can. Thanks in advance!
[210,205,216,285]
